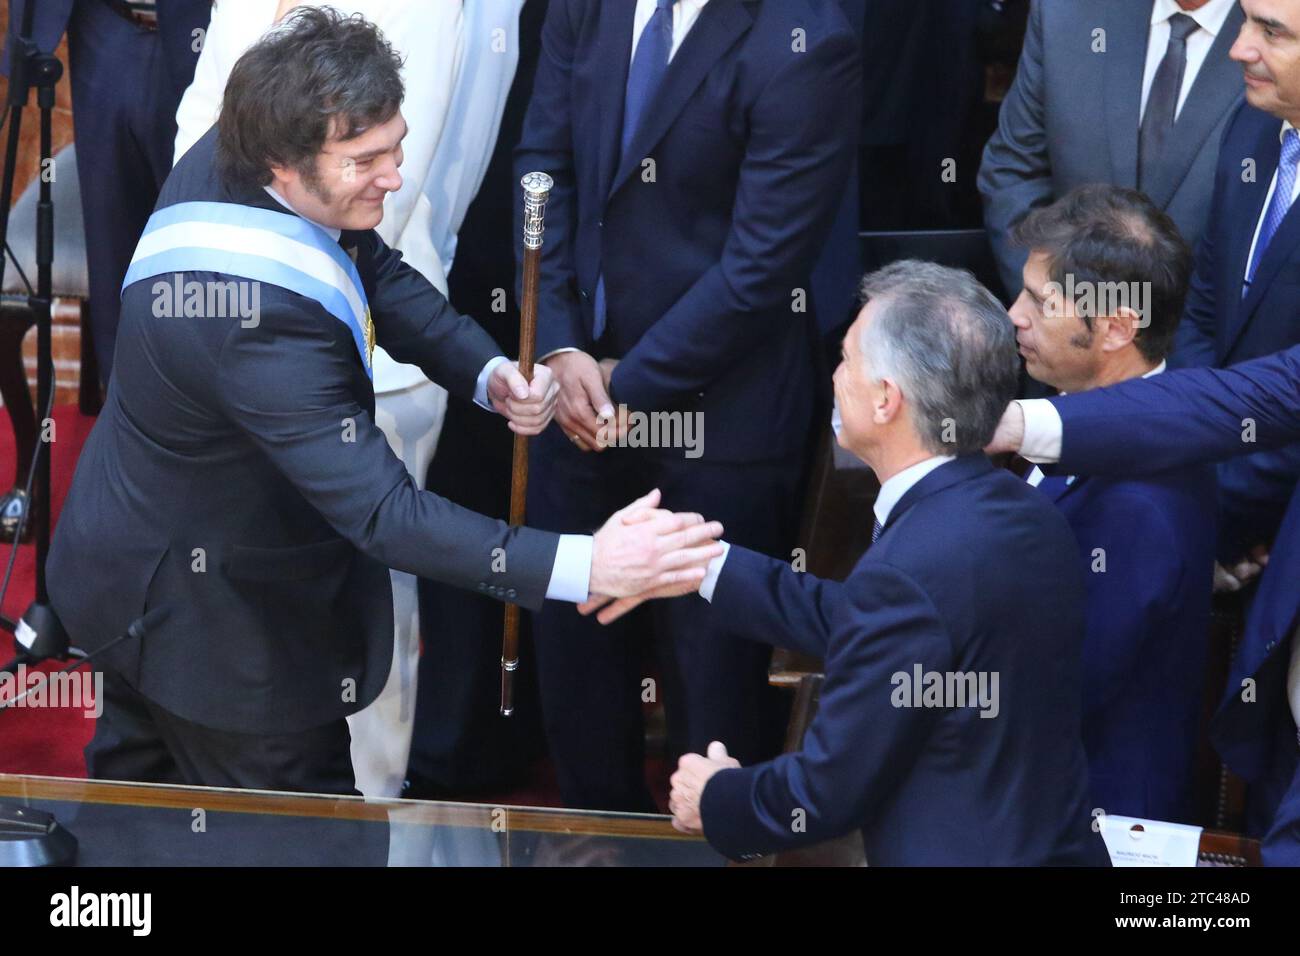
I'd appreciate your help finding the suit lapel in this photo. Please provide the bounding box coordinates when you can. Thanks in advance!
[1143,4,1246,210]
[607,0,754,200]
[880,455,995,537]
[1103,0,1153,190]
[594,0,639,204]
[1229,115,1296,359]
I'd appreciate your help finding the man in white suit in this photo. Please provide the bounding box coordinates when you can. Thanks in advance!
[173,0,526,797]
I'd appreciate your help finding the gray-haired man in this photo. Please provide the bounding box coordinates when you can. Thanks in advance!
[587,260,1110,865]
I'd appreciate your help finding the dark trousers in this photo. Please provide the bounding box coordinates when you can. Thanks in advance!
[67,0,184,383]
[86,668,359,795]
[526,424,804,811]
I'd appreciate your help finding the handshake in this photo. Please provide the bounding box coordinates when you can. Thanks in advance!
[581,489,724,623]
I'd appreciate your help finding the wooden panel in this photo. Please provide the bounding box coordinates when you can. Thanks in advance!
[0,772,705,841]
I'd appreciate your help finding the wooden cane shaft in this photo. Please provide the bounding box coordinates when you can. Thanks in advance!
[501,247,543,714]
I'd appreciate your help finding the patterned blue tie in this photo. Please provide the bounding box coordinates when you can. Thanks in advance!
[871,517,883,544]
[1245,128,1300,296]
[594,0,676,340]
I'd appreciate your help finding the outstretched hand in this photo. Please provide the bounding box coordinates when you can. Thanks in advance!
[586,489,723,603]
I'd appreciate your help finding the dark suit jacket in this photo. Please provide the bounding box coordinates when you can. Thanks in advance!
[979,0,1244,297]
[1040,467,1217,822]
[3,0,210,97]
[514,0,861,462]
[1173,102,1300,561]
[47,128,561,735]
[1047,349,1300,864]
[701,455,1109,866]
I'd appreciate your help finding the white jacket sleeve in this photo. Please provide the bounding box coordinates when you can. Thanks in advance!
[173,1,279,167]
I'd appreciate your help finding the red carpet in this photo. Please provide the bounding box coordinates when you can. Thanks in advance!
[0,404,99,776]
[0,406,671,810]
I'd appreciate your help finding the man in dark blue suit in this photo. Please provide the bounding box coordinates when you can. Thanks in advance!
[3,0,213,383]
[601,261,1109,865]
[993,342,1300,864]
[1171,2,1300,572]
[1008,185,1217,823]
[514,0,862,810]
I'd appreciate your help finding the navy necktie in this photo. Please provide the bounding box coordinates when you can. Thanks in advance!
[594,0,676,340]
[871,517,883,544]
[1138,13,1198,190]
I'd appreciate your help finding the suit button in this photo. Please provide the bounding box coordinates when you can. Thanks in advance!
[506,588,518,600]
[598,220,604,228]
[477,582,487,592]
[1267,640,1277,651]
[580,289,590,301]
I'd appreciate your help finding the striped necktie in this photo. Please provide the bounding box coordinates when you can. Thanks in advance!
[1245,128,1300,295]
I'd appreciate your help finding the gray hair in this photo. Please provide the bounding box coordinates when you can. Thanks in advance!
[856,260,1018,455]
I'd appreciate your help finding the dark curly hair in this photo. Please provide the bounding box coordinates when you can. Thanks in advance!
[216,6,405,189]
[1012,184,1192,364]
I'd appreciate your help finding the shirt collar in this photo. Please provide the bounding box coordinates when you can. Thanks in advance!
[1144,360,1167,377]
[1150,0,1237,36]
[263,185,343,241]
[1282,120,1298,145]
[873,455,957,528]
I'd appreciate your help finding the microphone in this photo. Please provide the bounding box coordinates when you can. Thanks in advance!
[0,606,170,711]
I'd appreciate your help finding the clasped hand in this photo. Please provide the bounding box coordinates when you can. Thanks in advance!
[544,350,625,451]
[487,360,560,436]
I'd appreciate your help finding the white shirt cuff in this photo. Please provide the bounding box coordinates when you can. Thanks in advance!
[1016,399,1063,464]
[698,541,731,603]
[474,356,510,412]
[545,534,593,603]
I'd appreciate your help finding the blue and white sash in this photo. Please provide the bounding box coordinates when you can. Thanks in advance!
[122,201,374,379]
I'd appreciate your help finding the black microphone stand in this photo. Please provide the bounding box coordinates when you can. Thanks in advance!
[0,0,76,868]
[0,0,70,660]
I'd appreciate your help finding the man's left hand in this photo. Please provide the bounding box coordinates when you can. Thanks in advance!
[489,360,560,436]
[669,741,739,834]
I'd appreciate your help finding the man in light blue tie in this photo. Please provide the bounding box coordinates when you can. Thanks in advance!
[1170,1,1300,605]
[515,0,862,810]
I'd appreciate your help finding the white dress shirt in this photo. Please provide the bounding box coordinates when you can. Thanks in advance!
[1139,0,1239,123]
[632,0,711,64]
[1025,361,1166,487]
[700,455,956,603]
